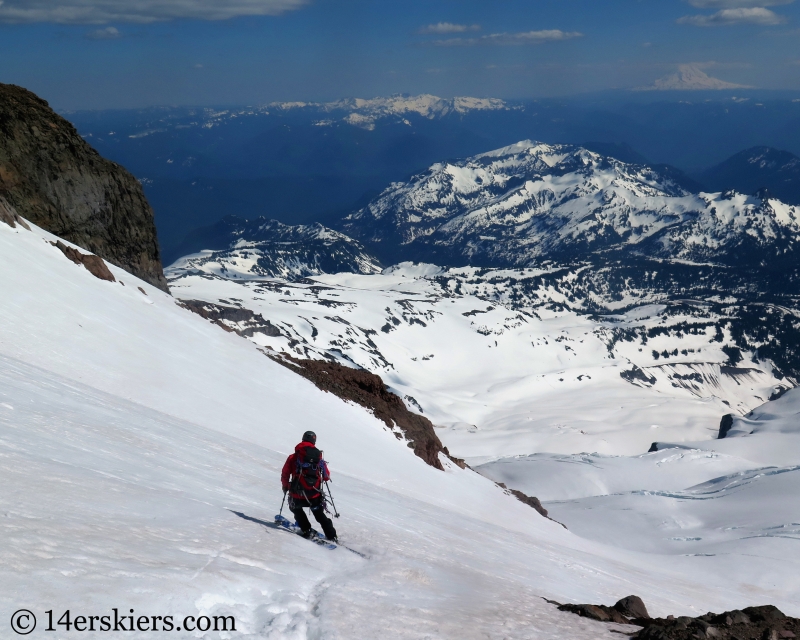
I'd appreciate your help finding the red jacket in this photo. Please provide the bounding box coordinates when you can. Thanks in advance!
[281,441,330,499]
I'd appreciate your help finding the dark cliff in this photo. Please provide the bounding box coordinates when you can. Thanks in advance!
[0,83,168,291]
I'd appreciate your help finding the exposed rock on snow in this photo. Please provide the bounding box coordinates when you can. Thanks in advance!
[269,353,446,470]
[0,83,167,291]
[634,605,797,639]
[51,240,116,283]
[496,482,549,518]
[179,299,283,337]
[555,596,798,640]
[0,196,29,230]
[617,595,651,620]
[718,413,734,439]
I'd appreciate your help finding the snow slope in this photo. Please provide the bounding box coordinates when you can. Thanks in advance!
[4,216,800,639]
[10,218,800,638]
[475,388,800,593]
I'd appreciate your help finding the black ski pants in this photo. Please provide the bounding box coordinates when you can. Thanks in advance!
[289,494,337,540]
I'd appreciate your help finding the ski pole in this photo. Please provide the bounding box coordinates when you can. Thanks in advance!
[278,490,286,517]
[325,481,340,518]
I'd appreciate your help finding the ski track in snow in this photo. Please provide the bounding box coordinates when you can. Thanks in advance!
[2,218,800,639]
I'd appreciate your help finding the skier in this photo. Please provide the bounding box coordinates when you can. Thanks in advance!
[281,431,338,542]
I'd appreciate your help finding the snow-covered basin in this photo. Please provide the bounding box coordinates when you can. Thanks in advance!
[9,219,798,637]
[165,265,781,460]
[476,403,800,595]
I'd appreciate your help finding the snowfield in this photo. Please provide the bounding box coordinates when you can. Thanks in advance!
[166,260,785,460]
[2,218,800,640]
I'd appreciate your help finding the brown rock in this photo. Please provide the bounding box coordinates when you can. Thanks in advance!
[557,603,629,624]
[558,603,610,622]
[82,254,116,282]
[272,354,446,469]
[495,482,549,517]
[0,195,16,227]
[616,595,651,620]
[441,446,468,469]
[51,240,115,283]
[0,83,167,291]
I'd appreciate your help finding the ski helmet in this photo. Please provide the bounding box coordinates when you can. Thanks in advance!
[302,430,317,444]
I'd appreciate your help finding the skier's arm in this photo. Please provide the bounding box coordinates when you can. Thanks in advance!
[281,454,295,491]
[321,459,331,482]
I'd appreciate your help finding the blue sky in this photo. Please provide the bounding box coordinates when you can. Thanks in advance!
[1,0,799,109]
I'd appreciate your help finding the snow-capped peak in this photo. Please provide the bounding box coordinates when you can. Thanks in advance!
[342,140,800,268]
[637,65,751,91]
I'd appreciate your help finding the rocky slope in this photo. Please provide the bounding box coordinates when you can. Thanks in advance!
[0,83,167,291]
[555,594,799,640]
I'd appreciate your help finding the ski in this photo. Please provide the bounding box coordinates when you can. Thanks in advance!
[274,514,338,549]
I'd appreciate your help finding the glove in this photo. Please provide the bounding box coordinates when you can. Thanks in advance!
[282,487,288,494]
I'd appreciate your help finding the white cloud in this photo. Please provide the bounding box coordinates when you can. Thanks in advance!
[85,25,121,38]
[678,7,787,25]
[687,0,792,7]
[434,29,583,46]
[418,22,480,35]
[0,0,308,24]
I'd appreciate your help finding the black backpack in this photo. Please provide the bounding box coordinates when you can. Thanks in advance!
[293,446,323,493]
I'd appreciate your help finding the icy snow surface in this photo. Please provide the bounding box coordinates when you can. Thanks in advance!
[3,219,800,640]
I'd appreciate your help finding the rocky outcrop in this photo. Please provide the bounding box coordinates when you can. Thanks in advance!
[270,353,446,470]
[0,195,30,229]
[0,83,167,291]
[178,300,284,338]
[635,605,797,640]
[50,240,115,282]
[551,595,798,639]
[552,595,649,625]
[495,482,549,518]
[718,414,734,439]
[178,297,448,469]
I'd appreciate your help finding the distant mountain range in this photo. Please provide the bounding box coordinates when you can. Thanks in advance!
[342,140,800,269]
[700,146,800,206]
[64,93,800,263]
[269,94,513,130]
[171,140,800,381]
